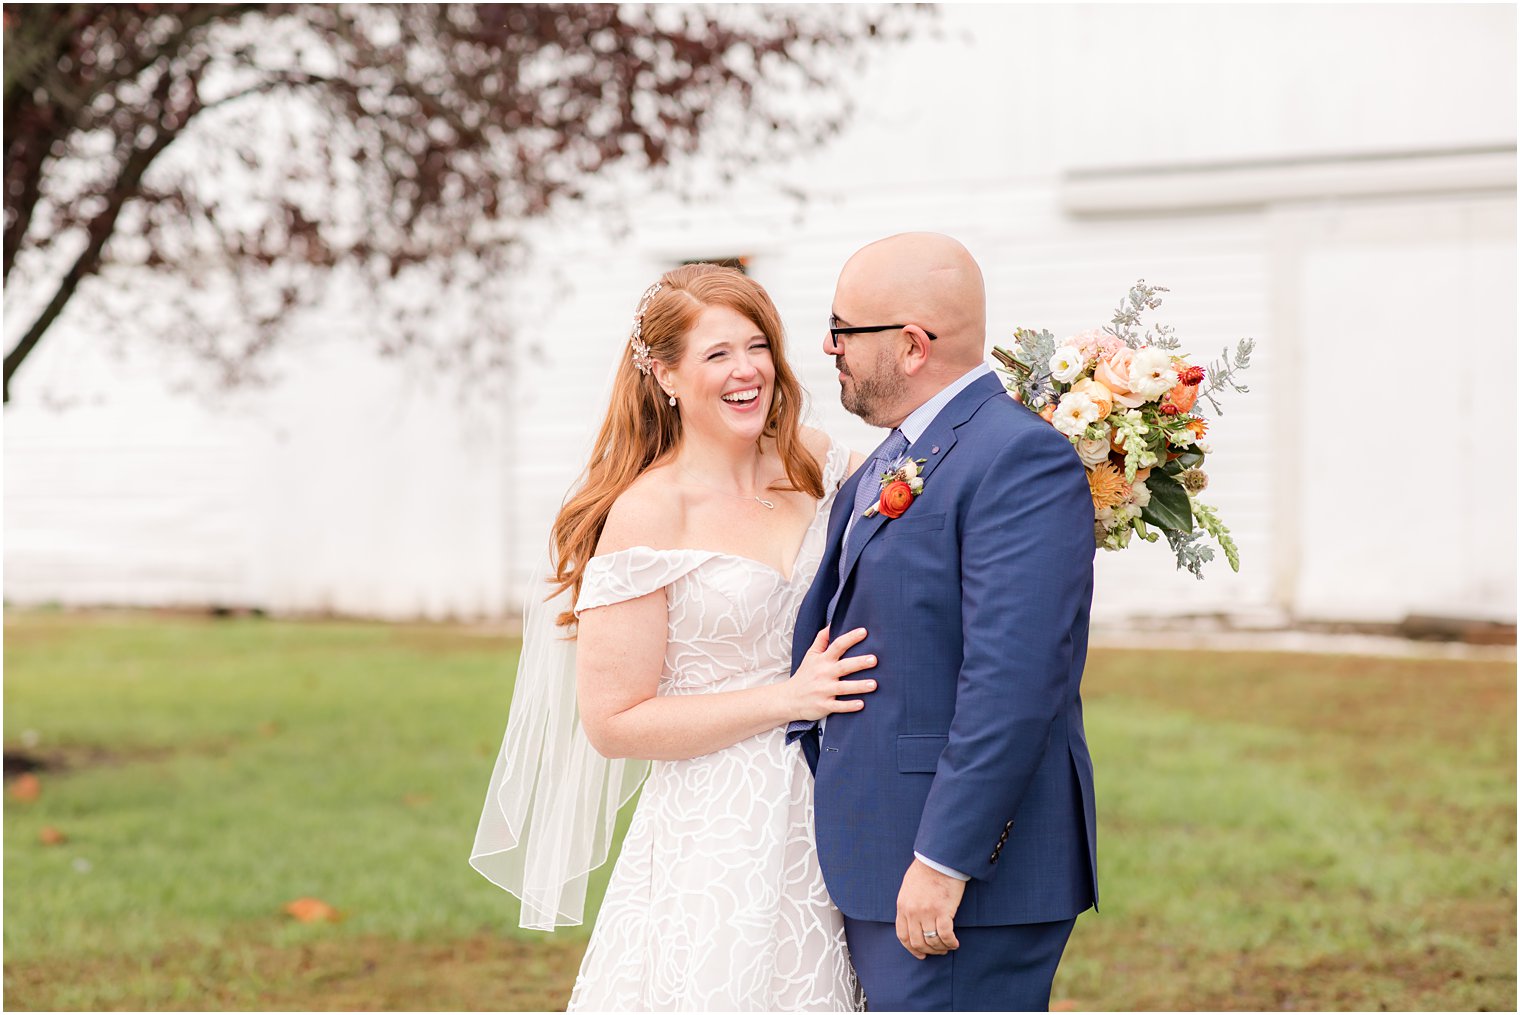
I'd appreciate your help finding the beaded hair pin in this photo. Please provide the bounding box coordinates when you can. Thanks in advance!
[628,281,662,375]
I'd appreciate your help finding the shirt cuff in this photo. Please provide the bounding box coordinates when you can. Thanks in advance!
[914,851,971,881]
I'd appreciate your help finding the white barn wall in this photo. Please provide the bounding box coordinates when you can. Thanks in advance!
[5,4,1515,624]
[4,317,514,620]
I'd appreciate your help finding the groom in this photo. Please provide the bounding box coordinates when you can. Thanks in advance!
[788,233,1098,1012]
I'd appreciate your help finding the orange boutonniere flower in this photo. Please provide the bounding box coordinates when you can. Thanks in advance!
[878,481,915,518]
[863,457,927,519]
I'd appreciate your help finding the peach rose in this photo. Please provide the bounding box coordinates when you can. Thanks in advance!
[1093,348,1146,408]
[1070,377,1114,419]
[878,481,915,519]
[1162,380,1199,414]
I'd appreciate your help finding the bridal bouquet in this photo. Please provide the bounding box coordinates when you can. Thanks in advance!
[991,282,1253,578]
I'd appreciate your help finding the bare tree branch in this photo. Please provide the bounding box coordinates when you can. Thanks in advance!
[3,3,926,403]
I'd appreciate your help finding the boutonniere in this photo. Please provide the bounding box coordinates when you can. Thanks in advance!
[863,457,927,519]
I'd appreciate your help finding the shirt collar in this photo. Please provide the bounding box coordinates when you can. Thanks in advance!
[898,362,992,444]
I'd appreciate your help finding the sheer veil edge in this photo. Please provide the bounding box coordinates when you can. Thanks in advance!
[468,554,649,931]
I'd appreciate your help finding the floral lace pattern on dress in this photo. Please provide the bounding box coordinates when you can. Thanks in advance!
[568,438,862,1012]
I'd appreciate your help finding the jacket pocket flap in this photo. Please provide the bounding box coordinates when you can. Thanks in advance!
[897,734,949,773]
[881,511,945,536]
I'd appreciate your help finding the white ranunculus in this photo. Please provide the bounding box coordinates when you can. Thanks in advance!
[1112,502,1142,525]
[1129,347,1179,400]
[1130,478,1152,508]
[1048,346,1087,384]
[1076,437,1111,467]
[1052,392,1100,437]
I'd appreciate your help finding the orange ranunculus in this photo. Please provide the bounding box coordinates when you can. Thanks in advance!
[1070,377,1114,419]
[1163,380,1199,414]
[1093,348,1145,407]
[1039,404,1057,423]
[878,481,915,519]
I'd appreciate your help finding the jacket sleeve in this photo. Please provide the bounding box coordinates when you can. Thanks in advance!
[912,422,1095,881]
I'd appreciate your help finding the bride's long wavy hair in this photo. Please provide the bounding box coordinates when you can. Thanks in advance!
[550,263,822,628]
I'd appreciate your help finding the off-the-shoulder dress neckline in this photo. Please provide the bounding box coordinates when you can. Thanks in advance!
[589,512,821,585]
[588,438,846,585]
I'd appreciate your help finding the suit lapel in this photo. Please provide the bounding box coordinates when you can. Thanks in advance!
[836,372,1007,593]
[795,461,865,662]
[813,467,859,601]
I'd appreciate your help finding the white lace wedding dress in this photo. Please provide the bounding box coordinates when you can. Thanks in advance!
[566,438,863,1012]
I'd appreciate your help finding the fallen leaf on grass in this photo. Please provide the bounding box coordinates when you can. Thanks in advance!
[9,773,41,802]
[402,793,433,807]
[38,825,66,845]
[283,897,342,923]
[257,721,281,737]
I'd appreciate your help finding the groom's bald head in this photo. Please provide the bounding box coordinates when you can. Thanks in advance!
[837,232,986,371]
[830,233,988,426]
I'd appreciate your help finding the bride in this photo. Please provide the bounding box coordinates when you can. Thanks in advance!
[471,263,876,1011]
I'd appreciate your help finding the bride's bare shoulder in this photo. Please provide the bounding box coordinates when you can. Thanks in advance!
[799,425,864,475]
[798,426,833,469]
[596,465,685,555]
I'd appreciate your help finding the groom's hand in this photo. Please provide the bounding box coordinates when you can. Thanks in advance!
[895,858,965,959]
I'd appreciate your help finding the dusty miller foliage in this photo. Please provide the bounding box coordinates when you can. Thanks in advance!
[1199,338,1255,415]
[1165,527,1216,580]
[1109,280,1174,349]
[2,3,926,403]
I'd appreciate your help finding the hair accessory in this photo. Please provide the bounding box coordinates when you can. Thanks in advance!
[629,281,663,375]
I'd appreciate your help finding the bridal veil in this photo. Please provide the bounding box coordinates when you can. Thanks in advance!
[469,555,649,930]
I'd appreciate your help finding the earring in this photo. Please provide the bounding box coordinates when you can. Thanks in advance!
[667,393,677,406]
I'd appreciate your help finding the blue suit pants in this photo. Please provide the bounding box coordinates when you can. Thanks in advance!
[844,915,1078,1012]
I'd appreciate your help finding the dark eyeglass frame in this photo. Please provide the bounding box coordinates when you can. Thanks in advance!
[828,323,938,345]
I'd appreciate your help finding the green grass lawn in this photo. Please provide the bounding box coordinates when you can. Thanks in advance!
[4,612,1515,1011]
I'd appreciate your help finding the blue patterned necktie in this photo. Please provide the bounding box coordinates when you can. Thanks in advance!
[786,428,907,745]
[840,428,908,588]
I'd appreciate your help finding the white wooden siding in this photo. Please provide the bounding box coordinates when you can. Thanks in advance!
[4,5,1515,623]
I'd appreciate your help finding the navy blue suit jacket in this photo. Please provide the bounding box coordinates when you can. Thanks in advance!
[793,372,1098,926]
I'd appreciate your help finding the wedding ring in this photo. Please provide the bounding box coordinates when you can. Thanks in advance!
[923,930,939,938]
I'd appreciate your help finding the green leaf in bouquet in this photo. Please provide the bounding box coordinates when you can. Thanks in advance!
[1175,449,1205,469]
[1141,470,1194,532]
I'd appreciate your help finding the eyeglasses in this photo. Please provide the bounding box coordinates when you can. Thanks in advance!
[827,323,938,346]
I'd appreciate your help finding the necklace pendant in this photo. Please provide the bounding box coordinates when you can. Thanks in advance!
[755,496,776,509]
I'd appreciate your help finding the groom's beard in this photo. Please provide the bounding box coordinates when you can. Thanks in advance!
[838,353,908,428]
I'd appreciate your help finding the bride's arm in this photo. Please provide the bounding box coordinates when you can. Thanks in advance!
[577,592,876,762]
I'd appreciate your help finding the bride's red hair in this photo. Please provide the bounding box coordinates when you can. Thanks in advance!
[551,263,822,627]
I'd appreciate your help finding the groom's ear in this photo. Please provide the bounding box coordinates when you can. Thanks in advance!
[900,325,934,376]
